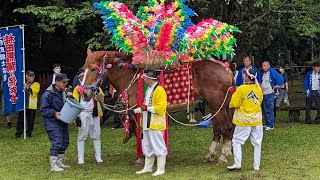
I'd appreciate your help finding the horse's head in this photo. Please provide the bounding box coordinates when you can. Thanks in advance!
[80,49,107,101]
[81,49,132,101]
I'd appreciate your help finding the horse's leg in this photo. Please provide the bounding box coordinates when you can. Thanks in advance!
[218,133,232,164]
[202,96,223,163]
[218,109,233,164]
[203,126,221,162]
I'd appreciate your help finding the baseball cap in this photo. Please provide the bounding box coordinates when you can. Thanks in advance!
[55,73,70,83]
[26,70,35,76]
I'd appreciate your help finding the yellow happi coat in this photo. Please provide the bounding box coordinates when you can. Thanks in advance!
[148,86,167,130]
[72,85,104,117]
[28,82,40,109]
[229,83,263,126]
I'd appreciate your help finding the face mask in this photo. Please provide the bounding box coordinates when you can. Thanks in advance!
[279,68,284,73]
[54,68,61,74]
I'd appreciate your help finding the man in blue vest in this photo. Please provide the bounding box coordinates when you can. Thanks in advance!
[261,60,284,130]
[236,56,262,87]
[303,62,320,124]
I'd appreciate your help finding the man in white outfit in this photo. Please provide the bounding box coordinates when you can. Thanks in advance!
[73,72,104,164]
[132,69,168,176]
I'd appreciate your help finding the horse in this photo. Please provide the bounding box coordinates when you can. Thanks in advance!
[81,48,235,164]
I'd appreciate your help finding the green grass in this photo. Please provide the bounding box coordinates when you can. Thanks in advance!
[1,110,320,180]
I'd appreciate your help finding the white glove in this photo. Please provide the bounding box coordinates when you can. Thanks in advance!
[134,107,142,114]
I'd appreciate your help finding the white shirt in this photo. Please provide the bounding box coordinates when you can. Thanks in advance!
[80,98,94,113]
[234,70,239,83]
[51,74,56,85]
[311,72,320,90]
[142,82,158,130]
[261,71,273,95]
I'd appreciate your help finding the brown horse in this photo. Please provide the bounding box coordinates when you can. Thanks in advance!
[82,49,234,164]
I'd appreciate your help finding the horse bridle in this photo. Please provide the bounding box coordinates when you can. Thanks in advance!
[82,53,111,91]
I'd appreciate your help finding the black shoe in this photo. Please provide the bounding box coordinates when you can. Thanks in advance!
[7,122,12,129]
[306,121,312,124]
[26,134,32,138]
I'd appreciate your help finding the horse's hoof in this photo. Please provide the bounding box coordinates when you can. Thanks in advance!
[122,133,131,144]
[203,154,214,163]
[218,157,228,164]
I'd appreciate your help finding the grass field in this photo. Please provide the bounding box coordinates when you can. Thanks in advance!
[1,110,320,180]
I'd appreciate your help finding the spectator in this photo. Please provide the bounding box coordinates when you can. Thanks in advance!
[101,84,121,129]
[232,62,239,83]
[227,68,263,171]
[72,68,83,89]
[261,60,284,130]
[40,73,71,172]
[303,62,320,124]
[46,64,61,88]
[5,115,12,129]
[73,72,104,164]
[235,56,262,87]
[132,69,167,176]
[275,65,290,108]
[187,101,206,123]
[0,73,13,129]
[15,70,40,138]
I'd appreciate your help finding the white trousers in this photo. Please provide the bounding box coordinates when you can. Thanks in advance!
[232,125,263,146]
[142,130,167,157]
[78,112,101,141]
[232,125,263,168]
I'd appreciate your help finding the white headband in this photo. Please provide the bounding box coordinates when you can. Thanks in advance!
[142,74,157,80]
[243,69,259,86]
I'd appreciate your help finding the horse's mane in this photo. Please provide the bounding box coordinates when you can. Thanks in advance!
[84,50,133,69]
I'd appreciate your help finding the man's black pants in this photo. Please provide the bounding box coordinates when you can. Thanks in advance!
[306,90,320,124]
[16,109,36,137]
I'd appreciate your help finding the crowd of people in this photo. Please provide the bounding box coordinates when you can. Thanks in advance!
[2,57,320,175]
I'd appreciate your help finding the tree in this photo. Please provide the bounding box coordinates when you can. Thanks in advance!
[1,0,319,68]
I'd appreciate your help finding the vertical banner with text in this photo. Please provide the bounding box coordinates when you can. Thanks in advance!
[0,26,24,115]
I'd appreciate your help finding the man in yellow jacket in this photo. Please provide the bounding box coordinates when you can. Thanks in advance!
[133,69,167,176]
[73,71,104,164]
[227,68,263,171]
[16,70,40,138]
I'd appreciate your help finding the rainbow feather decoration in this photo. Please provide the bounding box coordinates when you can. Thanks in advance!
[181,19,239,60]
[93,0,239,68]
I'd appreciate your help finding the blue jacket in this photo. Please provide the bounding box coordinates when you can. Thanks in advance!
[262,68,284,89]
[40,84,67,130]
[236,66,262,87]
[303,71,320,97]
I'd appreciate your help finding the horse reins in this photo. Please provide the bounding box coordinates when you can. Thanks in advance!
[97,70,140,114]
[97,97,137,114]
[167,86,232,127]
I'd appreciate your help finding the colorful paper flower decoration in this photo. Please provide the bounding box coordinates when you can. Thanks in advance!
[93,0,239,67]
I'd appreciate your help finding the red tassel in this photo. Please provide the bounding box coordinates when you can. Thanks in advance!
[135,69,144,158]
[229,87,235,95]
